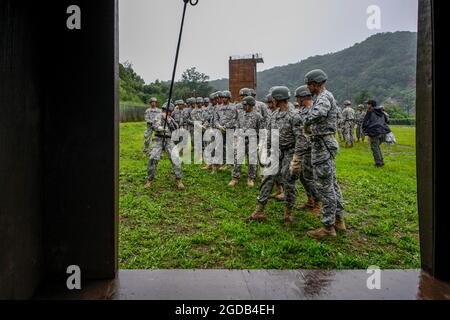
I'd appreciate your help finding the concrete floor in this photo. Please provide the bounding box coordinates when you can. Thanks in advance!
[34,269,450,300]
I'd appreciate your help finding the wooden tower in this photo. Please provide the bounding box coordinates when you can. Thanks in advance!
[229,53,264,101]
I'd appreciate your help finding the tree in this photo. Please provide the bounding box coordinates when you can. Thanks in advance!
[177,67,214,98]
[354,89,373,105]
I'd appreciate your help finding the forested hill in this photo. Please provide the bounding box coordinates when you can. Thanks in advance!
[210,31,417,112]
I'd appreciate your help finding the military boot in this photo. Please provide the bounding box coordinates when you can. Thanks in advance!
[228,178,239,187]
[271,184,283,198]
[218,164,229,171]
[307,226,337,239]
[202,164,212,170]
[284,208,294,226]
[249,203,267,222]
[274,191,286,201]
[247,178,255,188]
[176,180,186,191]
[335,216,347,232]
[144,180,152,189]
[300,197,315,210]
[309,201,322,217]
[211,165,219,173]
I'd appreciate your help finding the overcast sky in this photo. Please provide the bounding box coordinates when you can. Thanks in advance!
[119,0,418,83]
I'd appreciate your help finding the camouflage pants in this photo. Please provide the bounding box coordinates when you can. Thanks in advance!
[311,136,345,227]
[369,135,385,166]
[232,140,258,180]
[343,121,355,145]
[257,148,297,210]
[356,123,365,142]
[337,122,344,141]
[143,124,153,151]
[147,137,182,181]
[299,152,318,200]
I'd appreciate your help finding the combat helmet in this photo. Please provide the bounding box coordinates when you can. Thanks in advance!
[221,90,232,99]
[242,96,256,107]
[295,85,312,98]
[196,97,204,104]
[271,86,291,101]
[239,88,251,97]
[304,69,328,84]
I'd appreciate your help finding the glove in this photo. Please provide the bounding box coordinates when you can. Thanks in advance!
[289,154,302,177]
[218,125,226,133]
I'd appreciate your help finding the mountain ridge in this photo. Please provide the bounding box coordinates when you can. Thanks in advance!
[209,31,417,111]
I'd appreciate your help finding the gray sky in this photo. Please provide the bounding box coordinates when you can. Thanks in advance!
[119,0,418,83]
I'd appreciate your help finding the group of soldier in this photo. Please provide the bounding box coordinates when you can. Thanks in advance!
[337,101,368,148]
[141,69,377,239]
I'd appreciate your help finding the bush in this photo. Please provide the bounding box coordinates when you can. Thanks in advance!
[120,102,148,122]
[389,118,416,126]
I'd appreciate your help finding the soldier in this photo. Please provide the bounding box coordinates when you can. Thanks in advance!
[250,88,270,127]
[203,97,210,109]
[342,100,356,148]
[264,92,285,201]
[229,96,264,188]
[362,100,391,167]
[294,85,321,216]
[144,102,185,191]
[172,100,185,127]
[265,93,276,116]
[336,102,344,142]
[143,97,161,154]
[249,86,303,226]
[202,93,218,171]
[183,97,195,147]
[213,90,237,171]
[355,104,367,142]
[172,100,185,146]
[303,69,346,239]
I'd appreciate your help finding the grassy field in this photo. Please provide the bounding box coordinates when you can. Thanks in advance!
[119,123,419,270]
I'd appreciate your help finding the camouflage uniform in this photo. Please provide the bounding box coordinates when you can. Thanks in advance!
[147,112,182,182]
[305,89,345,227]
[297,105,319,201]
[232,109,264,180]
[257,109,303,210]
[355,108,367,142]
[144,107,162,152]
[336,105,344,141]
[213,102,238,164]
[341,106,356,146]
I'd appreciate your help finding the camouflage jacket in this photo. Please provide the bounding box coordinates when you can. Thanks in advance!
[305,89,339,136]
[190,107,204,125]
[355,110,367,124]
[172,107,183,127]
[202,104,216,128]
[296,106,313,155]
[181,107,193,128]
[151,112,179,138]
[144,107,162,126]
[235,110,264,139]
[213,103,238,129]
[267,108,304,155]
[342,107,356,122]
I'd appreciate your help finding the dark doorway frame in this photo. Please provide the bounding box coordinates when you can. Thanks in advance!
[0,0,448,299]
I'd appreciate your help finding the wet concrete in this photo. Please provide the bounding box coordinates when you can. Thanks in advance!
[34,270,450,300]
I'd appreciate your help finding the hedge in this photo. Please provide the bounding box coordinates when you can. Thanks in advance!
[120,102,148,122]
[389,118,416,126]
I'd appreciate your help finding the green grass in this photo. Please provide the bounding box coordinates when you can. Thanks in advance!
[119,124,419,270]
